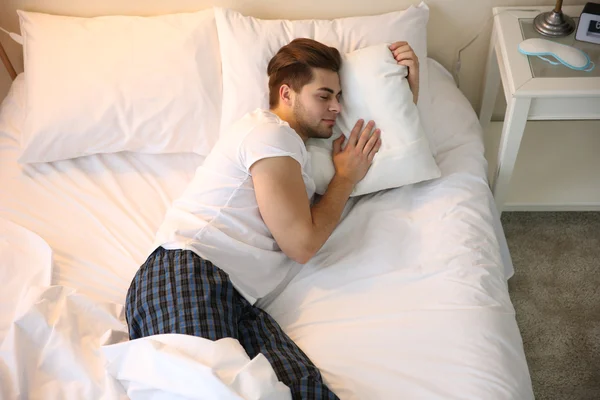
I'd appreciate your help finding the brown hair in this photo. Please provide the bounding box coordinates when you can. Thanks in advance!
[267,38,341,108]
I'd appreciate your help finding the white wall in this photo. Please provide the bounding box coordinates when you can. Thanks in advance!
[0,0,586,107]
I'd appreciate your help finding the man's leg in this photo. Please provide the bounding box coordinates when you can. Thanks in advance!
[237,301,339,400]
[125,247,237,340]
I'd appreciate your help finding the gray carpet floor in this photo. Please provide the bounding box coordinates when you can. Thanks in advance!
[502,212,600,400]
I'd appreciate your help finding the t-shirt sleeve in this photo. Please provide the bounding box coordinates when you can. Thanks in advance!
[239,124,306,173]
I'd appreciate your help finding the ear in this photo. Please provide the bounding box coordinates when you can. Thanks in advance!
[279,84,294,106]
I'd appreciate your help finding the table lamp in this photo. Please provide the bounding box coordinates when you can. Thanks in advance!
[534,0,576,37]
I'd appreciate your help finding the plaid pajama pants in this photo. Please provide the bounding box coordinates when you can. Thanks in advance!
[125,246,339,400]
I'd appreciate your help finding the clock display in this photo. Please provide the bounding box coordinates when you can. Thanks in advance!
[575,3,600,44]
[588,19,600,35]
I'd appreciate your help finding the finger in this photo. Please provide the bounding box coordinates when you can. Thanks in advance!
[347,119,364,148]
[363,129,380,155]
[392,46,412,58]
[356,120,375,150]
[332,135,345,154]
[392,45,413,56]
[394,50,418,63]
[398,59,417,69]
[368,138,383,162]
[388,41,408,51]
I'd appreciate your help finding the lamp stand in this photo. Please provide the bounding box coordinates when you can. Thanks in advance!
[533,0,576,37]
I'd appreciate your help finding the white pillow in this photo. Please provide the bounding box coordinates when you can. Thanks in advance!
[214,2,432,138]
[308,44,440,196]
[17,9,222,163]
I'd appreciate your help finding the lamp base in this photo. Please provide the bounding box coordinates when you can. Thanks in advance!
[533,10,576,37]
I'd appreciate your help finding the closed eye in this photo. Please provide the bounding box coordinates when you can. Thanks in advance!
[317,87,342,100]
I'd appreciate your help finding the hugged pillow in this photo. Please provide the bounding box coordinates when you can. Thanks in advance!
[213,2,433,144]
[17,9,222,163]
[307,44,440,196]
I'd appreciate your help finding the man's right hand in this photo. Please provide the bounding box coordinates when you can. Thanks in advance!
[332,119,382,185]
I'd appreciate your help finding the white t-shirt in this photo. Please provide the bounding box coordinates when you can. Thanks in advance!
[154,109,316,304]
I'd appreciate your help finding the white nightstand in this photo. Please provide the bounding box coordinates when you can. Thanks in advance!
[479,5,600,213]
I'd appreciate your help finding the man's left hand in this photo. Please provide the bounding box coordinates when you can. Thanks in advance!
[389,41,419,104]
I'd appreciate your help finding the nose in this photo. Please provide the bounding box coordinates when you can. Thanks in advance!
[330,98,341,114]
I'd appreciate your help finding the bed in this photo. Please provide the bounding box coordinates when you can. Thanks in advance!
[0,3,533,399]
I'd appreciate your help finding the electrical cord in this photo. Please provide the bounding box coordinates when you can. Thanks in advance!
[452,8,542,88]
[0,26,23,45]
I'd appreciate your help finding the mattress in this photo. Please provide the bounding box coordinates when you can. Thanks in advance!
[0,59,533,399]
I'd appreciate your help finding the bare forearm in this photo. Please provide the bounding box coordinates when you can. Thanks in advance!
[410,82,419,105]
[284,119,380,264]
[305,174,354,256]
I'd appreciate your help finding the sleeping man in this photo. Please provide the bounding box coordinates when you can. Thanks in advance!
[125,38,419,398]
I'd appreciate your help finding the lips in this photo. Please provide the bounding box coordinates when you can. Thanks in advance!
[323,119,336,126]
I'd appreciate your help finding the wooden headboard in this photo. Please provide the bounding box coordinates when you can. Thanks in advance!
[0,0,581,112]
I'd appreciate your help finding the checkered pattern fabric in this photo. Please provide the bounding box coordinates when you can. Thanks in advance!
[125,247,339,399]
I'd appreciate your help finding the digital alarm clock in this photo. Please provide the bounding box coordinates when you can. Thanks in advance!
[575,2,600,44]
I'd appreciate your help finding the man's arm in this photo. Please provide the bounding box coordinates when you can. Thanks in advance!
[251,120,381,264]
[251,158,353,263]
[389,41,420,105]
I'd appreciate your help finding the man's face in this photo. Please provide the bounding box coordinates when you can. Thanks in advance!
[292,68,342,139]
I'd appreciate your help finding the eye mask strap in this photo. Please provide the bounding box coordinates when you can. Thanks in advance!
[584,61,595,72]
[535,54,595,72]
[537,55,560,65]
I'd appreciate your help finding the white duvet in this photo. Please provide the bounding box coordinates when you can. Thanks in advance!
[0,219,290,400]
[0,59,533,399]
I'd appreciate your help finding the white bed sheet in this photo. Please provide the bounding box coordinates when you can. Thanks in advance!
[0,59,532,399]
[0,80,205,305]
[259,62,532,398]
[257,60,531,399]
[0,219,290,400]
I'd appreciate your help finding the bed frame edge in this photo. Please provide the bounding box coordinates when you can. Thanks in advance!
[0,40,17,81]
